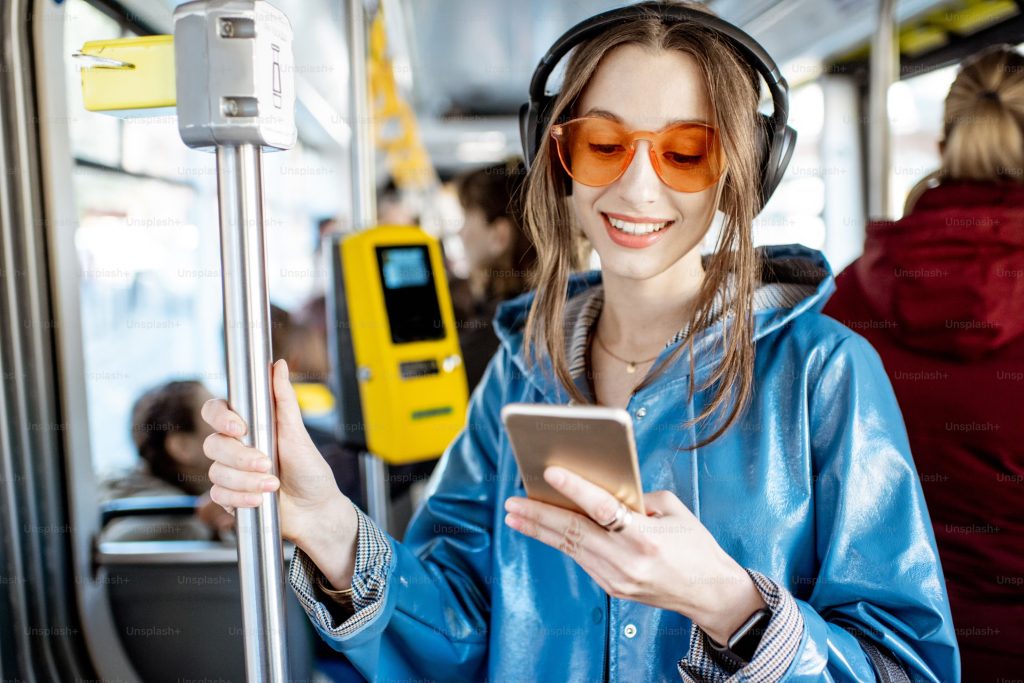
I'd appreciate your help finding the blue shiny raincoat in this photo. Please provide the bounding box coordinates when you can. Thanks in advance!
[290,245,960,682]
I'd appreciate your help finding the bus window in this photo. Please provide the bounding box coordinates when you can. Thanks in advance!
[754,82,828,253]
[889,64,958,217]
[62,0,347,484]
[63,0,225,480]
[63,0,122,166]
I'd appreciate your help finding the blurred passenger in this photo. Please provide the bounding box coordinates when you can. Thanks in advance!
[101,379,233,541]
[451,159,537,389]
[825,44,1024,680]
[286,314,330,386]
[378,177,419,226]
[300,217,347,342]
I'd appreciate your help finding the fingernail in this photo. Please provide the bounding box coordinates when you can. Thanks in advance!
[544,467,565,487]
[261,477,278,492]
[255,458,271,472]
[228,421,242,435]
[505,514,520,530]
[505,500,521,515]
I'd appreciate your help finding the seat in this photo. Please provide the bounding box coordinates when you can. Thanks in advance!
[96,499,316,682]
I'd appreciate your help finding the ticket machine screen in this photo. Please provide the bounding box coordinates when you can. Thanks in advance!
[376,246,445,344]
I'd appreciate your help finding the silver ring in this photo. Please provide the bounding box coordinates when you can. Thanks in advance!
[598,503,632,533]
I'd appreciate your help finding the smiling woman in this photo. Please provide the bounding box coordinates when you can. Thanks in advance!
[200,2,960,682]
[523,22,764,439]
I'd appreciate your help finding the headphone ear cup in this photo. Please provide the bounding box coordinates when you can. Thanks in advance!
[519,95,574,194]
[520,95,555,170]
[755,113,797,211]
[519,101,535,167]
[755,112,775,208]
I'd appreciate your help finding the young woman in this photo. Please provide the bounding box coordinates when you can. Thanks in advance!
[201,3,959,680]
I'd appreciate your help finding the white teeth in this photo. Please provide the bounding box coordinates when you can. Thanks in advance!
[606,215,670,235]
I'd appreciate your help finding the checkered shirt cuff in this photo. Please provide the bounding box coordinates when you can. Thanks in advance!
[288,502,393,637]
[678,569,803,682]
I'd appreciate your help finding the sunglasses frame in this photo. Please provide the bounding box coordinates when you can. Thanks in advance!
[549,116,724,193]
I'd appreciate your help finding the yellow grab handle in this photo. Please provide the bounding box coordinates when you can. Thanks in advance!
[78,35,176,114]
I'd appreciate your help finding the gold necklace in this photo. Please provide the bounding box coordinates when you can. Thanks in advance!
[593,334,660,374]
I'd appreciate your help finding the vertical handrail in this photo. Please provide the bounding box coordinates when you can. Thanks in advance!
[868,0,898,219]
[217,143,289,682]
[347,0,378,230]
[346,0,390,531]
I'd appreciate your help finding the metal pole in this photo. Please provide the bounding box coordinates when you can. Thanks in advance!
[347,0,377,230]
[216,143,289,682]
[868,0,898,219]
[346,0,390,531]
[361,452,390,530]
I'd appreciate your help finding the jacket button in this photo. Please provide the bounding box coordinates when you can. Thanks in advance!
[623,623,637,638]
[591,607,603,624]
[635,407,647,419]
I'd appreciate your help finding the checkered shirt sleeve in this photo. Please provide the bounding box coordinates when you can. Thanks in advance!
[287,502,393,636]
[678,569,803,682]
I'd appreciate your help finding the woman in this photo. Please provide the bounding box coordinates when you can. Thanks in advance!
[201,3,958,680]
[451,158,538,390]
[826,45,1024,681]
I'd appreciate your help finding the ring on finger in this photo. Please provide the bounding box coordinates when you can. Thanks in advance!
[598,503,632,533]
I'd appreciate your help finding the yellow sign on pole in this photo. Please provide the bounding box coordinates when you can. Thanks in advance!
[77,35,176,114]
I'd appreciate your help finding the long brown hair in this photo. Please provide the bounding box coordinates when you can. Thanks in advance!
[942,44,1024,182]
[522,1,763,448]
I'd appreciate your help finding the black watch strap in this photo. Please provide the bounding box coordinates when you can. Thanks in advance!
[707,607,772,668]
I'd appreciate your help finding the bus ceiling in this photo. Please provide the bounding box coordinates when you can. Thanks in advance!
[92,0,1023,172]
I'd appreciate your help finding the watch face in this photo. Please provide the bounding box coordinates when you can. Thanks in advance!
[730,608,772,663]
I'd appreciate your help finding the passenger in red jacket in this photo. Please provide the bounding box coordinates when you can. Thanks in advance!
[825,44,1024,681]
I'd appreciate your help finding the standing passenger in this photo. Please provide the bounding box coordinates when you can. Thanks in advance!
[826,44,1024,681]
[202,3,959,680]
[451,159,538,390]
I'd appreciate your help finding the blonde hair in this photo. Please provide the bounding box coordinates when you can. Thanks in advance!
[942,44,1024,182]
[522,1,764,449]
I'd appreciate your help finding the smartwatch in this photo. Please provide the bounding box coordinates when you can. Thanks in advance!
[707,607,772,668]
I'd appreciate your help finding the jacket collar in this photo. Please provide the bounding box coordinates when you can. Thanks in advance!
[493,244,835,403]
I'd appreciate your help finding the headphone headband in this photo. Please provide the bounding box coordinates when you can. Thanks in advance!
[519,2,796,211]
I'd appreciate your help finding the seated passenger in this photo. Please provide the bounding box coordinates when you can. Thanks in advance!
[202,3,958,680]
[450,158,537,390]
[825,44,1024,680]
[100,379,233,542]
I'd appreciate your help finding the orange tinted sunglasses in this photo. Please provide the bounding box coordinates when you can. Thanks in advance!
[550,116,724,193]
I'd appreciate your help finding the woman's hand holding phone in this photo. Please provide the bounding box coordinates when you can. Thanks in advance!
[503,466,767,645]
[201,359,358,590]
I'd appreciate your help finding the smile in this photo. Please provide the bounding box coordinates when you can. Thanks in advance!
[606,215,671,235]
[601,212,674,249]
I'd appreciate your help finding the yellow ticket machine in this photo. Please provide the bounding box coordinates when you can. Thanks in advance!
[331,225,468,464]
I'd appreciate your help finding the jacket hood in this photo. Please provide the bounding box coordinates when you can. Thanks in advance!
[493,244,834,400]
[854,181,1024,360]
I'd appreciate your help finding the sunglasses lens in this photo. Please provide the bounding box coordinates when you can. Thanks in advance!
[551,118,724,192]
[654,124,723,192]
[553,118,631,186]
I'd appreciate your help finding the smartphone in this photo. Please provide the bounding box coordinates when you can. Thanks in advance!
[500,403,646,516]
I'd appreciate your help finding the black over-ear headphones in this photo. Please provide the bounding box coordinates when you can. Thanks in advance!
[518,2,797,210]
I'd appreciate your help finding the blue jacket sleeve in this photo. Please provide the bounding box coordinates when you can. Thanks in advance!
[297,347,509,682]
[784,333,960,682]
